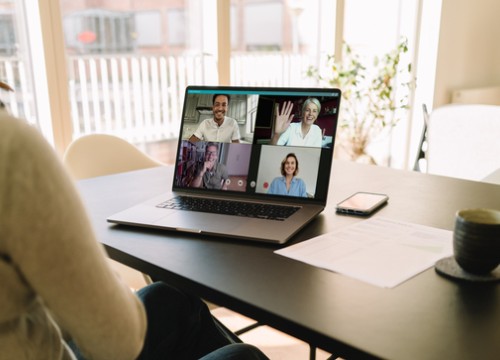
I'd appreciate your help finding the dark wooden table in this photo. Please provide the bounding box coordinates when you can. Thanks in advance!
[78,160,500,359]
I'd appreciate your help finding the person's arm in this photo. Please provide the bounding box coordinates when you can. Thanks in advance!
[190,121,206,142]
[191,172,204,188]
[189,134,201,142]
[270,132,282,145]
[270,101,294,145]
[3,118,146,360]
[299,179,308,197]
[190,163,205,188]
[221,165,229,190]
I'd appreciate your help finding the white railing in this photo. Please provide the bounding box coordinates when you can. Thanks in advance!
[1,53,319,145]
[231,53,317,87]
[67,53,318,143]
[0,56,36,125]
[67,53,219,143]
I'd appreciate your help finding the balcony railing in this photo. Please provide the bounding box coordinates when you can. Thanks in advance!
[1,53,318,145]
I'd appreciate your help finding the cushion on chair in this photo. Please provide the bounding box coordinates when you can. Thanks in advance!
[426,104,500,181]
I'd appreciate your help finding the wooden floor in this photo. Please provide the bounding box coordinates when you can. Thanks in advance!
[212,307,332,360]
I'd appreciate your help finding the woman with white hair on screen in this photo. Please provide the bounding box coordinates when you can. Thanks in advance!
[270,97,323,148]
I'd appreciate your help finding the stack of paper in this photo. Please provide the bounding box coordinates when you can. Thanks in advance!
[275,217,453,288]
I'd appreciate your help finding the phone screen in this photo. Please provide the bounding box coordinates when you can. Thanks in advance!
[336,192,388,215]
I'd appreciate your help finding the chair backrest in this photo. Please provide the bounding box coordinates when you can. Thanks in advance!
[452,86,500,106]
[426,104,500,181]
[63,134,163,180]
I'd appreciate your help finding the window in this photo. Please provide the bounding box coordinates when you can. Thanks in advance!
[0,11,15,55]
[9,0,441,169]
[64,9,135,54]
[60,0,216,147]
[134,11,161,47]
[0,0,41,136]
[166,9,185,46]
[243,2,283,51]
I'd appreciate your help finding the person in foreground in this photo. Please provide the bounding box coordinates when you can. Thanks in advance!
[270,98,323,147]
[0,109,268,360]
[189,94,241,143]
[267,153,307,197]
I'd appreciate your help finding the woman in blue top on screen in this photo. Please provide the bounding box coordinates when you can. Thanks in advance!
[270,98,322,147]
[268,153,307,197]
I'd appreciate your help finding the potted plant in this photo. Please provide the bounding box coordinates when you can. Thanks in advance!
[307,39,414,164]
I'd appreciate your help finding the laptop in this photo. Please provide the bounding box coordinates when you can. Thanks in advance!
[107,85,341,244]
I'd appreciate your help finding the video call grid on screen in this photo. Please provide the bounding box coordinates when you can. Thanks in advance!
[174,86,341,202]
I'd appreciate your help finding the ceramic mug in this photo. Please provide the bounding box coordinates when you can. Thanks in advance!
[453,208,500,274]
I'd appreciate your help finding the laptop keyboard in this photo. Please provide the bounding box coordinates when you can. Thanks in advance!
[156,196,300,221]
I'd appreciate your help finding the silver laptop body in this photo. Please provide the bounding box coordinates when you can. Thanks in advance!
[108,85,341,244]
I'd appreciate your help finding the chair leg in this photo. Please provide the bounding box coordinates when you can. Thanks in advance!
[414,103,429,172]
[309,344,316,360]
[212,315,243,344]
[234,322,262,336]
[142,273,153,284]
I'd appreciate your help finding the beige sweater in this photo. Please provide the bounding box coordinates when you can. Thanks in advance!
[0,111,147,359]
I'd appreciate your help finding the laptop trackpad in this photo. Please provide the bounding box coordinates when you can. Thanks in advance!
[153,211,245,233]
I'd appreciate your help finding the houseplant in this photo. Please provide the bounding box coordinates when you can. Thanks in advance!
[307,39,414,164]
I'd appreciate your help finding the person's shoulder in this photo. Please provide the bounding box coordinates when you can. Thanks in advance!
[196,117,211,127]
[269,177,279,189]
[200,118,213,126]
[290,122,301,132]
[0,111,59,190]
[0,109,24,133]
[0,111,43,153]
[226,117,238,125]
[312,124,322,132]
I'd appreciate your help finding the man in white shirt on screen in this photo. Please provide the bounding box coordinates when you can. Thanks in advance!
[189,94,241,143]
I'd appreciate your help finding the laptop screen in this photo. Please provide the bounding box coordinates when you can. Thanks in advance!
[173,86,341,204]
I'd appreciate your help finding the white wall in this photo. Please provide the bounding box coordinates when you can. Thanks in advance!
[433,0,500,107]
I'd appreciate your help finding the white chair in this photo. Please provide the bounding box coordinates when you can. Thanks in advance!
[482,168,500,185]
[63,133,163,180]
[424,104,500,182]
[63,133,164,290]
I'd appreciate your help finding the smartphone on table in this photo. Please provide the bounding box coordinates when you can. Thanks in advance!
[336,192,389,216]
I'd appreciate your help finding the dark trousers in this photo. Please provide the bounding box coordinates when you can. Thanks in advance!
[70,282,268,360]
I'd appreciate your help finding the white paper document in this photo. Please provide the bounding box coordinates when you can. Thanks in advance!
[275,217,453,288]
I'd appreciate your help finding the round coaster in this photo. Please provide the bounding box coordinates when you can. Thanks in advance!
[435,256,500,283]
